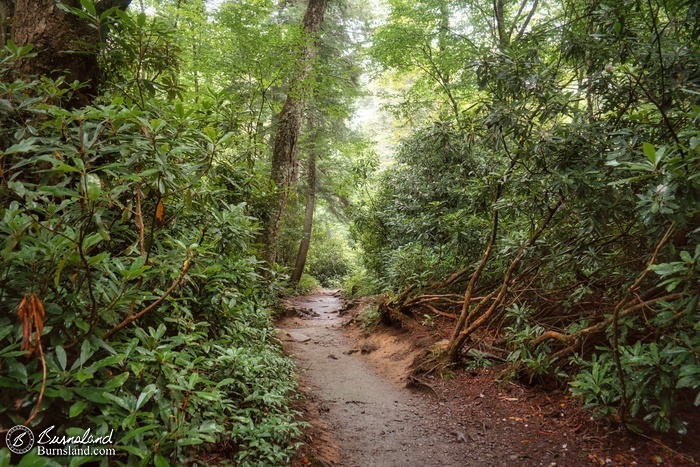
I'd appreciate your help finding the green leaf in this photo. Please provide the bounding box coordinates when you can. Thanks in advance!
[75,319,89,332]
[194,391,219,401]
[68,456,97,467]
[17,449,62,466]
[118,424,158,443]
[135,384,157,410]
[54,163,82,173]
[54,257,68,289]
[80,0,97,16]
[83,232,103,250]
[94,212,111,242]
[56,346,67,371]
[44,385,73,400]
[78,339,96,367]
[69,400,88,418]
[203,126,218,142]
[84,173,102,200]
[73,387,109,404]
[93,354,126,368]
[174,437,203,446]
[643,142,656,166]
[3,138,39,155]
[199,421,219,433]
[76,368,94,382]
[154,454,170,467]
[117,445,148,458]
[0,448,10,467]
[677,375,700,388]
[102,392,132,411]
[7,181,26,198]
[102,372,129,391]
[188,372,199,390]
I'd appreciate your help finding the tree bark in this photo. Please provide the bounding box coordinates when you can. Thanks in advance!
[493,0,508,48]
[263,0,328,266]
[11,0,98,103]
[290,147,317,284]
[448,198,562,361]
[10,0,130,106]
[0,0,12,48]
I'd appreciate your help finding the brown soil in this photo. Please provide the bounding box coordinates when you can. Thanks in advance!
[279,291,699,467]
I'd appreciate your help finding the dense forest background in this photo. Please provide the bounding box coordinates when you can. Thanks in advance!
[0,0,698,464]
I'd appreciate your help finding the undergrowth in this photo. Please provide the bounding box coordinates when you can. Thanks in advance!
[0,35,302,465]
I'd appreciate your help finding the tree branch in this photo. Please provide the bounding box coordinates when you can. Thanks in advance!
[102,257,191,341]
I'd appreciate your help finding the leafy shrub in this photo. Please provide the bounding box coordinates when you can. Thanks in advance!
[342,265,379,298]
[0,39,302,465]
[358,304,381,328]
[305,218,355,287]
[358,0,700,435]
[294,274,321,295]
[503,304,561,383]
[351,123,490,292]
[569,352,622,419]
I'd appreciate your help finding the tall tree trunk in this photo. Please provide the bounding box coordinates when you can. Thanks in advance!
[493,0,508,48]
[263,0,328,266]
[11,0,98,104]
[437,0,449,54]
[290,146,317,284]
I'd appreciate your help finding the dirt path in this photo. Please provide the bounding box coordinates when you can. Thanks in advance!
[279,292,507,467]
[279,291,699,467]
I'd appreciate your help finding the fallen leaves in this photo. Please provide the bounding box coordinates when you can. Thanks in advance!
[17,293,48,425]
[18,293,45,357]
[155,199,165,225]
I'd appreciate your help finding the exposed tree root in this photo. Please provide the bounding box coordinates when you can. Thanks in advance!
[406,374,441,399]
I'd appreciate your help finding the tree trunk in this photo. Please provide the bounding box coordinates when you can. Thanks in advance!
[263,0,328,266]
[0,0,12,48]
[11,0,98,104]
[493,0,508,48]
[10,0,130,106]
[290,147,317,284]
[438,0,449,54]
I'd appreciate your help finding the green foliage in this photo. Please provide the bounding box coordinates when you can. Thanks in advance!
[358,304,381,328]
[305,217,355,287]
[0,15,302,464]
[352,123,490,291]
[571,296,700,434]
[503,304,559,382]
[569,352,622,418]
[341,265,379,298]
[358,0,700,433]
[294,274,321,295]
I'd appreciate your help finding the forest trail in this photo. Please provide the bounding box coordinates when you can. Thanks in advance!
[279,291,521,467]
[277,292,695,467]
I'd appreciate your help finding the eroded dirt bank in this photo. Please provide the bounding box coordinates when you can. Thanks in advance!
[279,291,697,467]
